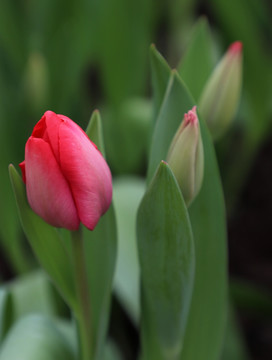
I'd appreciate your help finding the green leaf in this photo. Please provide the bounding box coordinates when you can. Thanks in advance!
[150,44,171,121]
[148,63,227,360]
[113,177,145,324]
[86,110,106,157]
[183,117,227,360]
[83,205,117,360]
[8,165,76,309]
[84,114,117,360]
[0,315,75,360]
[0,289,13,344]
[177,17,215,101]
[137,161,195,360]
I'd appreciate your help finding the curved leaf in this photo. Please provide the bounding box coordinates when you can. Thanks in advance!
[148,57,228,360]
[83,112,117,360]
[9,165,76,309]
[137,161,194,360]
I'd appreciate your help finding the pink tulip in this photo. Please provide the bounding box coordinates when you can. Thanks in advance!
[19,111,112,231]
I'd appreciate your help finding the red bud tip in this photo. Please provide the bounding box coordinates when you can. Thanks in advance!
[228,41,243,54]
[184,106,198,126]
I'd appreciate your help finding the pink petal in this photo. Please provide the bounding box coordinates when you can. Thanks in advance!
[43,111,62,162]
[19,161,26,183]
[57,113,93,144]
[58,122,112,230]
[25,137,80,230]
[32,115,47,138]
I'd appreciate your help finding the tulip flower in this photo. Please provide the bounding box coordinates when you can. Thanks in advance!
[19,111,112,231]
[167,106,204,206]
[199,41,243,140]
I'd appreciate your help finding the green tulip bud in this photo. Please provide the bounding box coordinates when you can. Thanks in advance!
[167,106,204,206]
[199,41,243,140]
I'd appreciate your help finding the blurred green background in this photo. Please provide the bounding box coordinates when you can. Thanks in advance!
[0,0,271,359]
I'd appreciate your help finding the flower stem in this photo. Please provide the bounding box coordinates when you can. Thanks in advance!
[71,227,93,360]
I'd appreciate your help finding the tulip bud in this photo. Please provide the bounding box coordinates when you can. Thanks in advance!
[167,106,204,206]
[19,111,112,231]
[199,41,243,140]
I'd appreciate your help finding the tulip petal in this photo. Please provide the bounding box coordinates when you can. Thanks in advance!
[32,115,47,138]
[57,114,95,145]
[25,137,80,230]
[58,122,112,230]
[19,161,26,183]
[43,110,62,162]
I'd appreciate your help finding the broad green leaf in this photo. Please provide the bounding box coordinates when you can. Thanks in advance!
[83,114,117,360]
[0,315,75,360]
[183,117,227,360]
[86,110,106,157]
[177,17,215,101]
[150,44,171,121]
[148,61,227,360]
[113,177,145,324]
[137,161,194,360]
[83,205,117,360]
[9,165,76,309]
[0,289,13,344]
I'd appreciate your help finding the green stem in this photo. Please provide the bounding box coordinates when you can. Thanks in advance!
[71,227,93,360]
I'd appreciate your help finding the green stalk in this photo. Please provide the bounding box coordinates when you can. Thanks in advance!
[71,227,93,360]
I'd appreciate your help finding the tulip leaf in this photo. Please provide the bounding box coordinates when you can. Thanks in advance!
[83,204,117,360]
[177,17,215,101]
[183,116,227,360]
[8,165,76,309]
[0,289,13,344]
[86,110,106,157]
[137,161,195,360]
[150,44,171,121]
[0,315,75,360]
[83,112,117,360]
[148,58,227,360]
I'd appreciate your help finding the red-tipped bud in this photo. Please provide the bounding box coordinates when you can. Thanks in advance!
[167,106,204,206]
[199,41,243,140]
